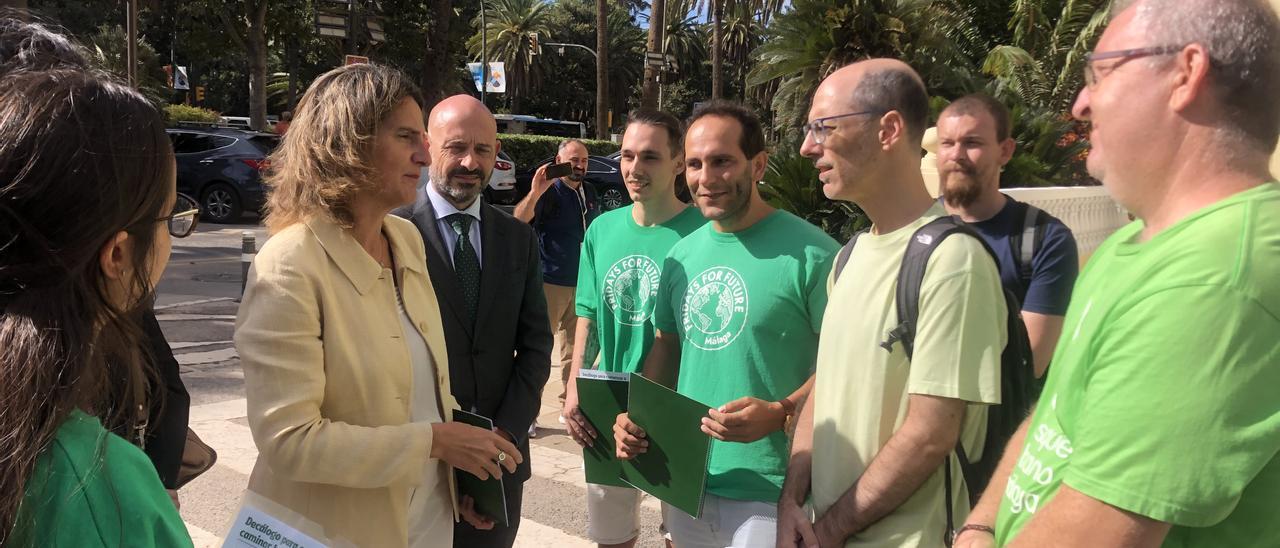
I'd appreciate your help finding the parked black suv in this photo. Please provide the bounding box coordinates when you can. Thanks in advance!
[167,126,279,223]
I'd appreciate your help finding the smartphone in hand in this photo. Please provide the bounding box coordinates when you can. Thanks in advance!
[544,161,574,180]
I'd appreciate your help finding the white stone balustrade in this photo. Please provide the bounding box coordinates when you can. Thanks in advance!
[1004,186,1131,261]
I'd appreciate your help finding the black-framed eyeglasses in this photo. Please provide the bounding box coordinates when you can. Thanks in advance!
[158,208,200,238]
[1083,45,1184,89]
[801,110,883,145]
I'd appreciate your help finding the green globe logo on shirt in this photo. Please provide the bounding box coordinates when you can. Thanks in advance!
[681,266,749,350]
[603,255,663,326]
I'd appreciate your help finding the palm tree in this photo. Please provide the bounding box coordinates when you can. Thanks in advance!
[749,0,981,140]
[640,0,665,109]
[982,0,1111,112]
[721,3,761,100]
[596,0,609,138]
[693,0,786,100]
[469,0,555,114]
[662,0,707,80]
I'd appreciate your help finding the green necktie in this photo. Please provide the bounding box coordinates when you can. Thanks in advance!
[447,213,480,325]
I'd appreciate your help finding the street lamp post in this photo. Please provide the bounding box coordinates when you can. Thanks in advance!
[481,3,487,105]
[543,42,602,136]
[126,0,138,87]
[543,42,597,61]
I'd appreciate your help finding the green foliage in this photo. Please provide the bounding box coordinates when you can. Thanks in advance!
[983,0,1110,112]
[469,0,556,112]
[518,0,645,132]
[496,133,619,168]
[81,24,170,105]
[163,104,222,124]
[750,0,983,142]
[759,146,867,241]
[1001,103,1091,187]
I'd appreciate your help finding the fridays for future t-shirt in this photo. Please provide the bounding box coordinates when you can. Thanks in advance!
[654,209,838,503]
[576,205,707,373]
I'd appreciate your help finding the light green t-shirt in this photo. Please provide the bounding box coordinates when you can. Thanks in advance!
[812,203,1006,547]
[654,209,838,503]
[575,205,708,373]
[13,410,194,547]
[994,183,1280,546]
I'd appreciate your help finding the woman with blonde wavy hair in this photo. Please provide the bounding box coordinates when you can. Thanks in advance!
[235,62,520,547]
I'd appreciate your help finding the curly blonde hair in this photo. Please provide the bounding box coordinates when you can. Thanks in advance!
[263,63,423,233]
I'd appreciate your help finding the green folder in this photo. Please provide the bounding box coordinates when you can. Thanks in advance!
[451,409,509,527]
[619,373,712,519]
[576,370,631,488]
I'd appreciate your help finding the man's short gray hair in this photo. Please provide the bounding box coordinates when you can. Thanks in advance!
[558,138,587,154]
[1119,0,1280,155]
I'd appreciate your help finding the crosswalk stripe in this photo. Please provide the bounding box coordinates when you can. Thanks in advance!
[185,522,223,548]
[177,347,239,365]
[512,517,593,547]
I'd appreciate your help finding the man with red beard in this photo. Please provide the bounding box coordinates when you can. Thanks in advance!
[935,94,1079,377]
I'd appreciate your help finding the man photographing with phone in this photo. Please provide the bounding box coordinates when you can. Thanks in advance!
[515,139,602,426]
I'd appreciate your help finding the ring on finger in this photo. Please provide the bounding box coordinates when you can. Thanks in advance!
[497,451,507,462]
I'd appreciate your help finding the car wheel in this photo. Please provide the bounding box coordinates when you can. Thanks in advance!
[600,186,627,211]
[202,183,242,223]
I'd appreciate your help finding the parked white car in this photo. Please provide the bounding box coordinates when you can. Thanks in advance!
[485,151,517,204]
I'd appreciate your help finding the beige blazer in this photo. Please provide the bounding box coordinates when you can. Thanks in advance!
[235,215,460,547]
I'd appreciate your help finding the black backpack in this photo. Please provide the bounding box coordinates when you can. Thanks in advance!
[832,215,1042,543]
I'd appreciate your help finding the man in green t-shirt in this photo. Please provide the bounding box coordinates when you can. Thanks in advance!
[562,109,706,548]
[955,1,1280,547]
[778,60,1007,548]
[613,101,838,547]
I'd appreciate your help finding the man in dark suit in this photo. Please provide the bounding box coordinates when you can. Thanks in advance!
[400,94,552,548]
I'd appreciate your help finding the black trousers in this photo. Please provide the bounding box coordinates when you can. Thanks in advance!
[453,478,525,548]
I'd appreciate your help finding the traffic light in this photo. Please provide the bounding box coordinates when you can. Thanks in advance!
[195,86,205,103]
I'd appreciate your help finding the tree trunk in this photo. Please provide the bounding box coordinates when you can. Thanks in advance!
[640,0,665,110]
[246,1,269,131]
[711,0,723,100]
[420,0,454,109]
[596,0,610,139]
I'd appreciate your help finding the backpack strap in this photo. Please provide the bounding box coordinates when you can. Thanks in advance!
[887,216,1002,543]
[1008,199,1047,292]
[832,231,864,282]
[883,216,982,358]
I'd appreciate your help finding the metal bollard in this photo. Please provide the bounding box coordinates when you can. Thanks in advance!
[239,231,256,301]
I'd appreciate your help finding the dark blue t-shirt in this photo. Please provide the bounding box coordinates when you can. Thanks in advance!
[968,196,1079,315]
[534,179,600,286]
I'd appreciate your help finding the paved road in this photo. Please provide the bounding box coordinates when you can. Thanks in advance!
[160,219,668,547]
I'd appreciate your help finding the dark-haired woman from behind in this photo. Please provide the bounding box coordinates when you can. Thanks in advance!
[0,69,196,546]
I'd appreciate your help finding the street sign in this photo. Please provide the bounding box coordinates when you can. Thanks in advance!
[367,18,385,44]
[345,55,369,65]
[174,66,189,90]
[467,62,506,93]
[645,52,664,60]
[316,13,347,38]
